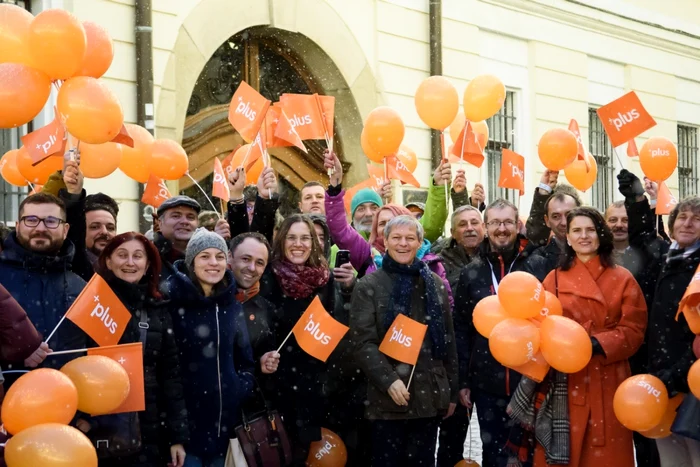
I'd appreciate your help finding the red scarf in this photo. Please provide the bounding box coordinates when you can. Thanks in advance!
[235,282,260,303]
[271,260,330,299]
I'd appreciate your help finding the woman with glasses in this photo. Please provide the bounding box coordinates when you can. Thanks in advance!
[263,214,336,465]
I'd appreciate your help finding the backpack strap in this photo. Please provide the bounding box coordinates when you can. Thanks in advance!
[138,310,149,351]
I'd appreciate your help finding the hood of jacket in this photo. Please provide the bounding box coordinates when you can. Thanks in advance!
[1,232,77,272]
[307,213,332,260]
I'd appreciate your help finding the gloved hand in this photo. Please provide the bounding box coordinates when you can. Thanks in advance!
[653,368,679,398]
[617,169,644,201]
[591,337,606,357]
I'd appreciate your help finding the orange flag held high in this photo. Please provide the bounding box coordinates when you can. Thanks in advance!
[88,343,145,413]
[677,264,700,334]
[385,155,420,187]
[627,139,639,157]
[449,121,485,168]
[379,314,428,366]
[274,109,307,153]
[498,149,525,195]
[66,274,132,347]
[110,124,134,148]
[21,112,66,165]
[568,119,590,171]
[141,174,172,209]
[212,158,230,202]
[656,181,678,216]
[221,145,241,179]
[596,91,656,148]
[291,296,349,362]
[367,163,386,187]
[278,94,327,141]
[228,81,271,143]
[315,94,335,139]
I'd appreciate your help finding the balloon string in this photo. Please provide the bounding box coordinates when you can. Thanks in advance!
[186,173,222,220]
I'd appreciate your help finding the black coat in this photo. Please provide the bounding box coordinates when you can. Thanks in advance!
[60,188,96,282]
[453,237,548,396]
[531,237,563,275]
[154,233,184,293]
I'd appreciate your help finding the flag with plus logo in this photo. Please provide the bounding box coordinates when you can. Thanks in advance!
[141,174,172,208]
[228,81,270,143]
[212,157,230,202]
[292,296,348,362]
[21,109,66,165]
[596,91,656,147]
[385,155,420,187]
[498,149,525,195]
[656,181,678,215]
[88,343,145,413]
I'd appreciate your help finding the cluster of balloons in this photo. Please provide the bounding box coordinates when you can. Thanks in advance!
[474,271,592,381]
[306,428,347,467]
[537,128,598,191]
[2,356,130,467]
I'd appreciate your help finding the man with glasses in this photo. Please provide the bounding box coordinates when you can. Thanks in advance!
[453,199,547,467]
[0,193,90,371]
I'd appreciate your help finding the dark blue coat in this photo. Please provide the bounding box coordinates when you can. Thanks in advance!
[167,261,255,458]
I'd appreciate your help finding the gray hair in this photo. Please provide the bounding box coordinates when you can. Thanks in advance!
[484,198,518,224]
[383,215,424,242]
[669,196,700,236]
[451,205,482,230]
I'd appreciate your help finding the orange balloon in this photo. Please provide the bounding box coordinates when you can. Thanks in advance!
[639,137,678,182]
[57,76,123,144]
[364,107,405,157]
[5,423,97,467]
[539,315,592,373]
[150,139,189,180]
[463,75,506,122]
[532,290,563,322]
[75,21,113,78]
[361,128,384,163]
[2,368,78,435]
[639,394,684,439]
[16,147,64,185]
[29,9,86,80]
[538,128,578,171]
[688,359,700,399]
[61,356,130,415]
[0,63,51,129]
[72,138,122,179]
[473,295,508,338]
[307,428,347,467]
[564,152,598,192]
[397,145,417,173]
[0,4,34,66]
[511,350,550,383]
[0,149,28,187]
[498,271,546,320]
[415,75,459,130]
[120,124,153,183]
[614,374,669,432]
[489,318,540,367]
[449,112,465,143]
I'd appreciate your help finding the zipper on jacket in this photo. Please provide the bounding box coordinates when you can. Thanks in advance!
[498,255,511,396]
[215,304,223,438]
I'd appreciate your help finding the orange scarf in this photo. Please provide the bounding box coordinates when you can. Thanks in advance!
[235,282,260,303]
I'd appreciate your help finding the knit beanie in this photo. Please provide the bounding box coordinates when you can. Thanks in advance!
[185,227,228,268]
[350,188,383,218]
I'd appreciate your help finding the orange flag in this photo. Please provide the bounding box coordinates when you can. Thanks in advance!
[88,343,145,413]
[141,174,172,209]
[291,296,349,362]
[656,181,678,216]
[65,274,132,347]
[221,145,241,180]
[510,351,550,383]
[343,179,381,215]
[627,139,639,157]
[677,264,700,334]
[212,158,230,202]
[596,91,656,147]
[110,124,134,148]
[228,81,271,143]
[278,94,327,141]
[379,314,428,365]
[385,155,420,187]
[21,112,66,165]
[274,109,307,153]
[568,119,586,160]
[263,106,288,148]
[498,149,525,195]
[449,122,485,168]
[367,163,386,187]
[314,94,335,139]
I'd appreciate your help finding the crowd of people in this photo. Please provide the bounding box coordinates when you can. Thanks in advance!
[0,147,698,467]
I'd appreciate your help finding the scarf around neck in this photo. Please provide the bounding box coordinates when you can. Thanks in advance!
[272,260,330,299]
[667,240,700,264]
[236,282,260,304]
[382,253,446,360]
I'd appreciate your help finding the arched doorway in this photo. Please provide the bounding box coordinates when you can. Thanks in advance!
[180,26,360,216]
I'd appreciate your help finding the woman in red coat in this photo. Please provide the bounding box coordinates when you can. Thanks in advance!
[535,207,647,467]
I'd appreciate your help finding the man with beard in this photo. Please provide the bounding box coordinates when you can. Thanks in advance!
[453,199,547,467]
[350,188,383,236]
[0,193,89,370]
[606,200,630,255]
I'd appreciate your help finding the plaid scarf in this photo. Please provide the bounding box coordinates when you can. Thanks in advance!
[235,282,260,303]
[506,371,570,466]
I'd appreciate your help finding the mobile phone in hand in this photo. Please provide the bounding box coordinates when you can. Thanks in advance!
[335,249,350,267]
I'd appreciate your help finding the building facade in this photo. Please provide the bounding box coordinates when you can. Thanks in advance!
[1,0,699,231]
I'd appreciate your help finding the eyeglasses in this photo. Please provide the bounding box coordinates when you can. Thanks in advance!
[486,220,516,228]
[285,235,313,244]
[20,216,65,229]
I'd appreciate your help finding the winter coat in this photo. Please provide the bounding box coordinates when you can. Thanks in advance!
[350,268,458,420]
[154,233,185,292]
[0,233,89,368]
[525,189,551,248]
[453,237,548,396]
[227,195,279,245]
[431,237,474,291]
[167,262,255,458]
[536,257,647,467]
[531,237,564,274]
[59,188,97,282]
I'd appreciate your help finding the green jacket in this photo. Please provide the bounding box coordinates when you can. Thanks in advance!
[421,183,450,244]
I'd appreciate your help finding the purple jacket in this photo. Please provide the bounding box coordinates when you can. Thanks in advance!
[325,190,454,309]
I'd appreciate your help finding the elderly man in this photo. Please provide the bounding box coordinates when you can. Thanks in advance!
[351,215,457,467]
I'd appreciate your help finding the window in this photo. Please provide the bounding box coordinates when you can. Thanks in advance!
[486,91,517,203]
[0,128,28,225]
[678,125,698,199]
[589,108,615,212]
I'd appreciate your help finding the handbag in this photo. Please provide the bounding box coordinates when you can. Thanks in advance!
[230,382,292,467]
[87,311,149,458]
[671,393,700,441]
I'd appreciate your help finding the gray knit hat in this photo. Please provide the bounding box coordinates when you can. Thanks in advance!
[185,227,228,267]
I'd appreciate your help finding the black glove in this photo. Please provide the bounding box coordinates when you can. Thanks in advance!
[591,337,606,357]
[617,169,644,201]
[653,368,679,398]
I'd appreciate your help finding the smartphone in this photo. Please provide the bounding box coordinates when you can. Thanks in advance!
[335,249,350,267]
